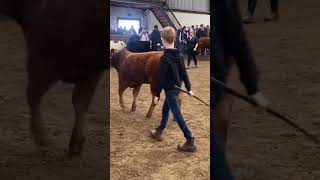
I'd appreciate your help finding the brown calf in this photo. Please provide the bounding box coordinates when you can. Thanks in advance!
[197,37,210,52]
[111,48,183,118]
[0,0,107,155]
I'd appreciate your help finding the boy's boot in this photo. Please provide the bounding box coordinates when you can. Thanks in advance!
[177,137,197,152]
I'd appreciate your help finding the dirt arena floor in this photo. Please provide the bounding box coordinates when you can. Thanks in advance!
[0,19,109,179]
[226,0,320,179]
[110,60,210,179]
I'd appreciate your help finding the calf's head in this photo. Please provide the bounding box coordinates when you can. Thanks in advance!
[110,49,123,69]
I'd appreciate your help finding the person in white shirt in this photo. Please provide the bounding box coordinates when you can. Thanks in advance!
[139,27,150,41]
[139,27,151,51]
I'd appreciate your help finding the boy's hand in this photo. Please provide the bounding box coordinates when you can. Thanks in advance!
[188,91,194,96]
[193,48,197,51]
[153,96,160,104]
[250,92,269,109]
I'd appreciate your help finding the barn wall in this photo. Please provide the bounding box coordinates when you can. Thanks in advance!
[146,9,163,31]
[166,0,210,13]
[110,5,210,32]
[147,10,210,30]
[171,11,210,27]
[110,6,147,31]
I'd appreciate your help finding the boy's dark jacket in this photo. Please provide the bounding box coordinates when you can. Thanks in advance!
[155,49,191,97]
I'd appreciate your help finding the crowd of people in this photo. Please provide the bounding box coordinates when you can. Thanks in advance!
[111,24,210,68]
[176,24,210,68]
[114,25,163,52]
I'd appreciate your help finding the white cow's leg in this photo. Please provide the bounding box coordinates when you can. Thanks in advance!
[131,85,141,112]
[69,71,103,155]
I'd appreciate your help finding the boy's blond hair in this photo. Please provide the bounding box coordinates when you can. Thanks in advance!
[161,26,176,44]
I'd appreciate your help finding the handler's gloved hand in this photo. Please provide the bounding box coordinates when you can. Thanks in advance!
[251,92,269,108]
[188,91,194,96]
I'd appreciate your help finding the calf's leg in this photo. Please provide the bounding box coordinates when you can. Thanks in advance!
[27,75,56,147]
[214,94,234,147]
[146,80,159,118]
[131,85,141,112]
[146,94,157,118]
[118,82,128,109]
[69,71,103,155]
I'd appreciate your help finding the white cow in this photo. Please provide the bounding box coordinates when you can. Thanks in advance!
[110,40,126,53]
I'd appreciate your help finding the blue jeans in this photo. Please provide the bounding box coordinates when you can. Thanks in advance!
[156,90,192,140]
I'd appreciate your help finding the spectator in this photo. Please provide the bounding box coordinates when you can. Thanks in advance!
[196,24,207,55]
[176,26,183,43]
[186,29,199,68]
[177,26,186,54]
[123,27,128,35]
[206,25,210,36]
[138,27,143,34]
[117,26,123,35]
[195,25,199,31]
[127,31,143,52]
[186,26,191,34]
[110,29,117,35]
[196,24,206,39]
[182,26,189,55]
[129,25,137,35]
[204,26,208,37]
[139,27,151,52]
[151,25,162,51]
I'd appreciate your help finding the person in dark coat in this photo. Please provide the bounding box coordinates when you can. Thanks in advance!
[243,0,279,24]
[122,26,128,35]
[196,24,207,55]
[129,25,137,35]
[175,26,183,49]
[177,26,188,56]
[182,27,189,55]
[195,25,199,36]
[150,25,162,51]
[186,29,198,68]
[127,31,143,52]
[196,24,206,39]
[212,0,270,179]
[117,26,123,35]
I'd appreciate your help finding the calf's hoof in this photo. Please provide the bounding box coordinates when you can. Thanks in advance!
[146,113,152,118]
[131,104,137,112]
[31,129,48,147]
[68,137,86,156]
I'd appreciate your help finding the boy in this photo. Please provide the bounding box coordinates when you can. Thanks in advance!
[212,0,269,179]
[150,26,196,152]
